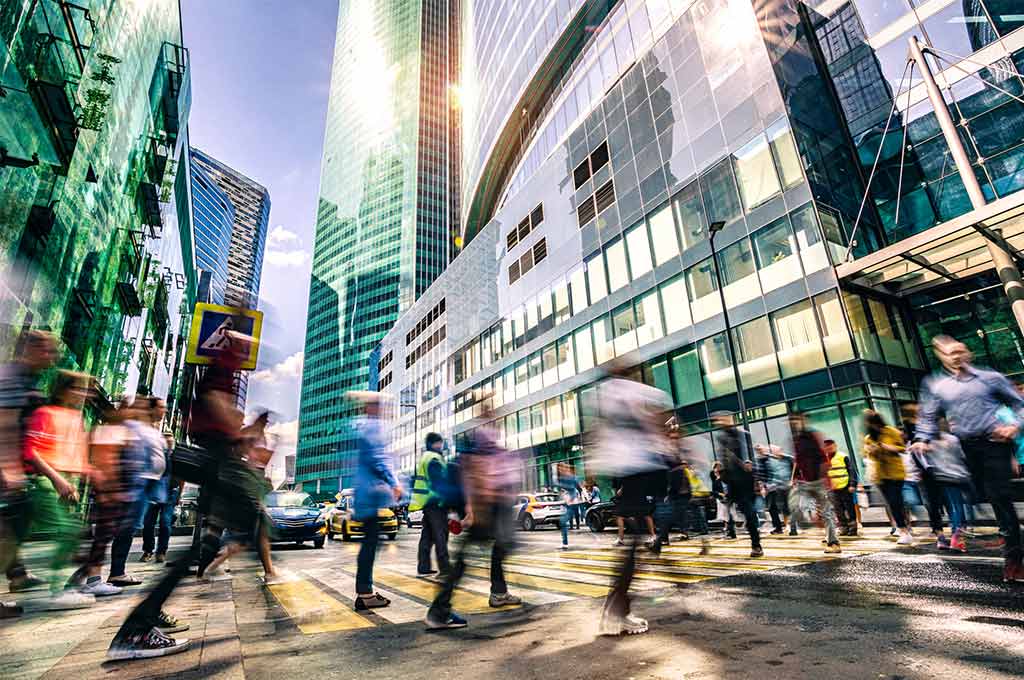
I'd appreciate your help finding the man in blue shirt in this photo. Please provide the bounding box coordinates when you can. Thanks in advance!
[912,335,1023,583]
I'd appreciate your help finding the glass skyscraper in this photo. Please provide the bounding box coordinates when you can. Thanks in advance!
[189,150,234,304]
[297,0,461,492]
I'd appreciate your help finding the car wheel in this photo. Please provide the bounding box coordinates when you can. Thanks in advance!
[387,533,398,541]
[342,523,353,542]
[294,541,304,546]
[327,528,335,540]
[521,514,536,531]
[587,512,605,533]
[313,536,325,549]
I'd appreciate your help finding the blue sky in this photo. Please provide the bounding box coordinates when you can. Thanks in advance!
[182,1,339,476]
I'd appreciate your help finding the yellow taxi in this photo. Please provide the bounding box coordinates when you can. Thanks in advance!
[325,489,399,541]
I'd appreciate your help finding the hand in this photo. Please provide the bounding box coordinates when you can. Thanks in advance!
[909,440,930,455]
[462,510,474,529]
[991,424,1019,443]
[743,461,753,472]
[54,477,78,503]
[392,485,403,501]
[1012,458,1020,478]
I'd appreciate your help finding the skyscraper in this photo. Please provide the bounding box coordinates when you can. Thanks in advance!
[189,151,235,304]
[190,148,270,407]
[297,0,461,493]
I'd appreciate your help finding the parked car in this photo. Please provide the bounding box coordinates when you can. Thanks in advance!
[264,491,327,548]
[513,492,565,531]
[325,489,399,541]
[406,508,423,527]
[584,495,717,533]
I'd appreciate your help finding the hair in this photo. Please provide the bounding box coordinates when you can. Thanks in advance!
[425,432,443,448]
[823,439,836,445]
[863,409,887,430]
[51,370,89,404]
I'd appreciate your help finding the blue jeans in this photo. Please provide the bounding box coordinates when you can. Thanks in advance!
[143,486,178,555]
[560,506,572,545]
[941,483,965,533]
[110,479,162,577]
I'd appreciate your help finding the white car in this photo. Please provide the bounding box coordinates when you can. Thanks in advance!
[406,509,423,527]
[513,493,565,531]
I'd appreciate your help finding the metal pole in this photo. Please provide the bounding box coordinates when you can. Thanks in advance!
[909,36,1024,336]
[710,234,749,434]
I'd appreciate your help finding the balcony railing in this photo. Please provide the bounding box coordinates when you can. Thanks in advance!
[136,180,162,231]
[148,42,190,144]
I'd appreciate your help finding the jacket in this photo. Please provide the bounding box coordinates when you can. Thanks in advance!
[352,416,398,520]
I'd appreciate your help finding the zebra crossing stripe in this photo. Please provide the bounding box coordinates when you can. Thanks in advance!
[266,579,375,634]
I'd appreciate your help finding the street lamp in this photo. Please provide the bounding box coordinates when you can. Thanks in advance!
[707,220,749,436]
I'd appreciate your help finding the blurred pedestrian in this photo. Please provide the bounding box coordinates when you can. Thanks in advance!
[557,462,579,550]
[926,419,971,552]
[756,442,796,536]
[712,412,762,558]
[653,432,691,552]
[140,401,175,563]
[350,391,402,611]
[410,431,450,577]
[788,411,842,554]
[863,410,913,545]
[426,399,521,629]
[912,336,1024,582]
[824,439,858,537]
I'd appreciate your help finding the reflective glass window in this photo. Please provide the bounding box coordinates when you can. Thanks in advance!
[528,351,544,393]
[503,365,516,404]
[554,279,571,324]
[673,180,707,249]
[752,216,802,291]
[563,392,580,436]
[854,0,913,37]
[867,299,911,367]
[542,343,558,387]
[636,289,664,346]
[919,2,997,56]
[557,336,575,381]
[791,203,830,273]
[574,325,595,372]
[767,119,803,188]
[700,332,737,397]
[660,273,692,333]
[732,317,780,388]
[814,291,856,364]
[625,221,653,279]
[611,303,639,355]
[717,238,760,307]
[771,300,826,378]
[586,253,608,303]
[699,158,742,226]
[515,359,529,400]
[842,292,884,362]
[733,134,782,211]
[986,0,1024,36]
[670,348,704,406]
[686,258,721,322]
[605,238,630,292]
[569,265,589,314]
[648,202,679,265]
[545,398,563,442]
[593,315,616,364]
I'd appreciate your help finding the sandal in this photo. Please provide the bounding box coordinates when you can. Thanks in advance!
[354,593,390,611]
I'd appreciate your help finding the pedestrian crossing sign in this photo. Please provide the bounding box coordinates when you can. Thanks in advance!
[185,303,263,369]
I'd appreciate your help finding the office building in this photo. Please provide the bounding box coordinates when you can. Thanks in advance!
[376,0,1024,489]
[190,151,235,304]
[297,0,461,493]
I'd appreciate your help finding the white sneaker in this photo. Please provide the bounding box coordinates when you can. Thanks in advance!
[81,579,123,597]
[107,627,190,660]
[46,591,96,610]
[599,611,649,636]
[897,532,914,545]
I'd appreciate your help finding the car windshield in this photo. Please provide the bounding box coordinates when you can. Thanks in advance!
[535,494,560,503]
[265,492,315,508]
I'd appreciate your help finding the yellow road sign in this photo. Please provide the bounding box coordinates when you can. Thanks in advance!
[185,302,263,369]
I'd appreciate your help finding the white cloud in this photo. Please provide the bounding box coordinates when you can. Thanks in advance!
[267,418,298,447]
[251,351,304,383]
[264,248,309,267]
[268,225,299,245]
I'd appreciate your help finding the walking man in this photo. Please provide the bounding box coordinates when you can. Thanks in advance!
[712,412,762,558]
[756,443,795,536]
[912,336,1024,582]
[410,432,450,576]
[788,411,842,554]
[824,439,858,536]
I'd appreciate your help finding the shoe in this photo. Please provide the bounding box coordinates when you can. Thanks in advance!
[936,534,951,551]
[599,612,649,636]
[1,601,24,618]
[46,591,95,610]
[750,547,764,558]
[156,610,190,634]
[354,593,390,611]
[80,577,122,597]
[726,532,737,540]
[788,526,798,536]
[612,539,625,547]
[425,611,468,629]
[699,537,711,556]
[107,627,190,660]
[648,541,662,556]
[950,531,968,554]
[960,528,978,538]
[416,569,438,577]
[108,574,143,586]
[770,528,783,535]
[139,552,154,563]
[846,530,858,537]
[897,533,914,546]
[154,553,166,563]
[890,527,897,537]
[1002,561,1024,583]
[561,544,570,551]
[488,592,522,607]
[675,533,689,542]
[8,575,46,593]
[824,543,842,554]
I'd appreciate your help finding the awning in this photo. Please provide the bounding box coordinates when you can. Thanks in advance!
[836,192,1024,297]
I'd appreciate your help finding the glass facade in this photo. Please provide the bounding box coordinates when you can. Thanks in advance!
[0,0,196,420]
[189,152,234,304]
[298,0,462,491]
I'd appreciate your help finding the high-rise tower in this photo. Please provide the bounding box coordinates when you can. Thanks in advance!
[297,0,460,492]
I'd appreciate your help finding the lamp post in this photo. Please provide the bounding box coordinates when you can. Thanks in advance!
[708,220,750,436]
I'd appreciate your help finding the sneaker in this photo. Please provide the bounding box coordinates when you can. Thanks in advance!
[488,592,522,607]
[156,610,190,634]
[788,526,798,537]
[612,539,625,547]
[416,569,438,577]
[1,601,24,618]
[890,527,898,537]
[599,612,649,636]
[950,531,968,554]
[725,533,738,540]
[960,528,978,538]
[108,574,143,587]
[770,528,783,535]
[425,611,468,629]
[139,552,154,563]
[824,543,842,554]
[699,537,711,556]
[675,533,689,542]
[45,591,95,610]
[154,553,166,563]
[8,575,46,593]
[897,532,914,546]
[354,593,390,611]
[80,577,123,597]
[936,534,951,551]
[560,544,570,551]
[107,627,190,660]
[750,547,764,558]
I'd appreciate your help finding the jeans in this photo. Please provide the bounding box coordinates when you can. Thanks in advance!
[657,495,691,544]
[731,496,761,550]
[560,505,572,545]
[417,505,450,574]
[790,479,839,545]
[110,479,162,578]
[143,487,178,556]
[429,504,511,619]
[765,488,790,532]
[960,438,1021,563]
[688,501,709,536]
[830,487,857,533]
[940,483,966,533]
[919,470,946,534]
[879,479,907,528]
[355,516,381,594]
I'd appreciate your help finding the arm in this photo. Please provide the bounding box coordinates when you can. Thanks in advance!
[846,453,859,486]
[25,451,76,501]
[914,379,942,442]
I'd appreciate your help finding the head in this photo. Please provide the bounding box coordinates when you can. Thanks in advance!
[425,432,444,453]
[149,396,166,424]
[710,411,734,429]
[52,371,90,410]
[932,335,971,374]
[899,401,918,425]
[823,439,837,457]
[712,461,722,476]
[863,409,886,437]
[787,410,807,433]
[19,330,58,372]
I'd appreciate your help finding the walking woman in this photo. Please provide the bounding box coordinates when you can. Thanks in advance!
[349,392,402,611]
[863,410,913,545]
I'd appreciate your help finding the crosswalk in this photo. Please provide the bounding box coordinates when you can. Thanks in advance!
[261,529,909,634]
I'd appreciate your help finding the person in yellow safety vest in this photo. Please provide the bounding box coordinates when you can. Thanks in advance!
[411,433,450,576]
[824,439,859,537]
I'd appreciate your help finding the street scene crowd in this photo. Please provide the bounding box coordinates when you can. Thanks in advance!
[1,329,1023,658]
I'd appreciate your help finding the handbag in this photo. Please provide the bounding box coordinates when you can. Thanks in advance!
[169,444,218,486]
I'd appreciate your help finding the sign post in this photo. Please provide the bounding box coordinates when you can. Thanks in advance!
[185,302,263,369]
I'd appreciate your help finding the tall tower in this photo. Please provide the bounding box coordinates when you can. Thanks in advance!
[297,0,461,493]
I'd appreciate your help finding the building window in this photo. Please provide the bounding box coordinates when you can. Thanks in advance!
[814,291,855,364]
[586,252,608,303]
[700,332,736,398]
[767,119,803,189]
[625,221,653,279]
[699,158,742,226]
[573,141,611,190]
[635,289,664,346]
[771,299,826,378]
[660,273,692,334]
[556,336,575,381]
[595,179,616,213]
[648,202,679,266]
[611,302,639,356]
[593,315,615,364]
[673,180,707,249]
[569,265,588,314]
[733,133,782,211]
[717,237,760,307]
[732,317,780,388]
[791,203,830,273]
[752,216,802,292]
[574,325,595,372]
[507,203,545,252]
[842,292,884,363]
[605,238,629,292]
[686,258,721,322]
